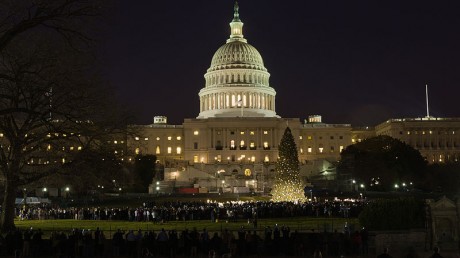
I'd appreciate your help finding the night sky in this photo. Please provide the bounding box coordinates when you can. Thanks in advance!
[102,1,460,126]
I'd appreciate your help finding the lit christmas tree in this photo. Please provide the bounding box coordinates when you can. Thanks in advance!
[271,126,306,202]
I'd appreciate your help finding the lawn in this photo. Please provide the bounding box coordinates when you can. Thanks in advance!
[14,217,358,238]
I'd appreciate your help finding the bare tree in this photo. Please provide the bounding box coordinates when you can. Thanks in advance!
[0,0,125,232]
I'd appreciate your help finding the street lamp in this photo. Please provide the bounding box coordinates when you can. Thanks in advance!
[65,187,70,198]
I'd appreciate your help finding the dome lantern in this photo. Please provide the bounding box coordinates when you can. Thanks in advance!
[227,2,247,43]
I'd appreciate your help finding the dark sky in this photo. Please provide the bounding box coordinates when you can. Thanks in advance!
[102,1,460,126]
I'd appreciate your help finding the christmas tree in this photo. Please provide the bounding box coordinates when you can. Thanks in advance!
[271,126,306,202]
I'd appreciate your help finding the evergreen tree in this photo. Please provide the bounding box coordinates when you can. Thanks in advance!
[271,127,306,202]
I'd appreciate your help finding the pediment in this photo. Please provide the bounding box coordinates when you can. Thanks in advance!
[431,196,456,210]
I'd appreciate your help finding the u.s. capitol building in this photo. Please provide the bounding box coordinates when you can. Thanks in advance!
[127,4,460,193]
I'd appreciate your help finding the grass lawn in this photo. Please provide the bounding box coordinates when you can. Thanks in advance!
[14,217,359,238]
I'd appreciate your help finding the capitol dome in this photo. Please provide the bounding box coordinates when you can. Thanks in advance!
[209,41,267,72]
[197,3,278,119]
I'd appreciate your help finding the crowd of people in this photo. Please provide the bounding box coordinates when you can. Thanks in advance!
[0,224,370,257]
[14,200,365,222]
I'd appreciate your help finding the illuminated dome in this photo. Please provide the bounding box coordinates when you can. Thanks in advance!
[198,2,278,119]
[209,41,267,72]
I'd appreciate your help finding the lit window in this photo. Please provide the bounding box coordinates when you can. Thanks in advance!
[422,131,426,135]
[308,147,312,153]
[453,131,456,135]
[307,136,312,140]
[251,156,255,162]
[300,148,303,154]
[264,155,270,162]
[230,140,235,149]
[429,131,433,134]
[78,146,82,150]
[250,142,255,148]
[319,147,324,153]
[135,137,139,141]
[193,155,199,163]
[167,147,172,154]
[352,139,356,143]
[114,140,118,144]
[156,137,160,140]
[168,136,172,140]
[47,144,51,151]
[114,150,118,154]
[240,140,245,147]
[144,137,149,141]
[135,148,140,154]
[156,146,160,154]
[340,146,344,152]
[121,141,124,144]
[299,136,303,140]
[330,146,335,152]
[250,131,254,135]
[240,131,245,135]
[177,136,181,140]
[263,131,268,135]
[194,130,199,135]
[200,157,205,162]
[70,147,74,151]
[263,142,269,148]
[407,131,411,135]
[176,147,181,154]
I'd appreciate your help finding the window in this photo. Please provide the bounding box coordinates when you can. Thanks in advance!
[167,147,172,154]
[250,142,256,150]
[193,155,199,163]
[240,131,245,135]
[319,136,323,140]
[264,155,270,162]
[78,146,82,150]
[144,137,149,141]
[156,137,160,140]
[307,136,312,140]
[307,147,312,153]
[240,140,245,147]
[194,142,198,149]
[135,148,140,154]
[194,130,199,135]
[230,131,235,135]
[168,136,172,140]
[330,146,335,152]
[407,131,411,135]
[250,131,255,135]
[299,136,303,140]
[230,140,235,149]
[263,142,269,149]
[339,136,343,139]
[176,147,181,154]
[300,148,303,154]
[340,146,344,152]
[330,136,334,140]
[156,146,160,154]
[319,147,324,153]
[135,137,139,141]
[177,136,181,140]
[114,140,118,144]
[263,131,268,135]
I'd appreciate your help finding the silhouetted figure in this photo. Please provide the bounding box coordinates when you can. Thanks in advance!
[377,247,393,258]
[430,247,443,258]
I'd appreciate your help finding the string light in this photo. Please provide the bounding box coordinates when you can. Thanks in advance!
[271,127,306,202]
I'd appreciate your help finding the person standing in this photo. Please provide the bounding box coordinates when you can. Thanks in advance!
[377,247,392,258]
[430,247,443,258]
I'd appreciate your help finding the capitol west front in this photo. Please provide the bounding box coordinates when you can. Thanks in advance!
[128,4,460,193]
